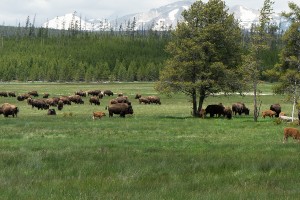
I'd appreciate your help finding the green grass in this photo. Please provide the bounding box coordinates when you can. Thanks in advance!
[0,82,300,199]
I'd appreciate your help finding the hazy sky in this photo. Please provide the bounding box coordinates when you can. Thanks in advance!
[0,0,293,26]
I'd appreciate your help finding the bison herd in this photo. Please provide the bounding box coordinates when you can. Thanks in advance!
[0,90,162,118]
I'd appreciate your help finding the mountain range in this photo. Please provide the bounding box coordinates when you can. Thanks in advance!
[43,1,290,31]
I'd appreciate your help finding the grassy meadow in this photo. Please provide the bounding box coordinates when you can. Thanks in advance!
[0,82,300,199]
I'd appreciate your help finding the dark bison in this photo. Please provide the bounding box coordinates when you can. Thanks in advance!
[8,92,16,97]
[17,94,31,101]
[57,100,64,110]
[270,104,281,117]
[108,103,133,117]
[232,102,249,115]
[205,104,225,118]
[47,109,56,115]
[135,94,142,99]
[0,92,8,97]
[28,98,49,110]
[89,96,100,105]
[0,103,19,117]
[103,90,114,96]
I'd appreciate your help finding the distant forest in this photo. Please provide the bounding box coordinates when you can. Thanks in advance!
[0,21,283,82]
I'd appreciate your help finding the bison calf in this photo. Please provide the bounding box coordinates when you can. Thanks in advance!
[262,110,276,118]
[92,111,106,120]
[283,127,300,143]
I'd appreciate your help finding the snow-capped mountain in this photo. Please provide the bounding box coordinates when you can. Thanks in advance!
[43,1,289,32]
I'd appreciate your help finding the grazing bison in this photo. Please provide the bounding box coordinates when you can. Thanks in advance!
[8,92,16,97]
[147,96,161,104]
[283,127,300,143]
[28,99,49,110]
[17,94,31,101]
[69,95,84,104]
[92,111,106,120]
[232,102,249,116]
[28,91,39,97]
[139,97,150,104]
[89,96,100,105]
[57,100,64,111]
[87,90,101,96]
[0,103,19,117]
[135,94,142,99]
[223,107,232,119]
[103,90,114,96]
[59,96,71,105]
[0,92,8,97]
[108,103,133,117]
[205,104,225,118]
[75,90,86,97]
[262,110,276,118]
[47,109,56,115]
[270,104,281,117]
[43,93,50,98]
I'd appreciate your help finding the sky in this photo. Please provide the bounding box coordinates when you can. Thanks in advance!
[0,0,292,27]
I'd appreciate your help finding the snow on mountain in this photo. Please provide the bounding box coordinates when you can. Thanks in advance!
[43,1,289,32]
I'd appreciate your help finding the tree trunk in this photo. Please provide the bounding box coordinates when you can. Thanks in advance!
[192,88,198,117]
[253,81,258,122]
[197,88,206,113]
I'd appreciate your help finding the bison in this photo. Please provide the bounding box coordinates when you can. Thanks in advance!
[0,92,8,97]
[75,90,86,97]
[89,96,100,105]
[223,107,232,119]
[28,91,39,97]
[108,103,133,117]
[262,110,276,118]
[0,103,19,117]
[135,94,142,99]
[17,94,31,101]
[139,97,150,104]
[43,93,50,98]
[199,109,206,119]
[147,96,161,104]
[57,100,64,111]
[28,99,49,110]
[270,104,281,118]
[92,111,106,120]
[8,92,16,97]
[47,109,56,115]
[232,102,249,116]
[69,95,84,104]
[103,90,114,96]
[205,104,225,118]
[283,127,300,143]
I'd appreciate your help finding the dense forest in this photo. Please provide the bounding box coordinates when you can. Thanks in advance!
[0,21,283,82]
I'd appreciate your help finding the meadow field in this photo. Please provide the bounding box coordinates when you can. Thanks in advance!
[0,82,300,199]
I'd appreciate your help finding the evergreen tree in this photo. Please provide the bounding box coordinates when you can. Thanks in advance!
[155,0,242,116]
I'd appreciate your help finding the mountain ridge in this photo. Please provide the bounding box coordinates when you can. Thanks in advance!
[43,1,289,31]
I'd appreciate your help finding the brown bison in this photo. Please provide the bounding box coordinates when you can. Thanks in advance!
[0,103,19,117]
[92,111,106,119]
[135,94,142,99]
[88,90,101,96]
[232,102,249,115]
[270,104,281,118]
[139,97,150,104]
[28,98,49,110]
[75,90,86,97]
[147,96,161,104]
[108,103,133,117]
[28,91,39,97]
[89,96,100,105]
[69,95,84,104]
[59,96,71,105]
[8,92,16,97]
[103,90,114,96]
[223,107,232,119]
[17,94,31,101]
[57,100,64,110]
[262,110,276,118]
[205,104,225,118]
[43,93,50,98]
[283,127,300,143]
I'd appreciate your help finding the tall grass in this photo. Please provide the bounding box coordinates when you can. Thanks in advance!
[0,82,299,199]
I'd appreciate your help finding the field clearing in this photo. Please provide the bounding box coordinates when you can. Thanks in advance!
[0,82,300,199]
